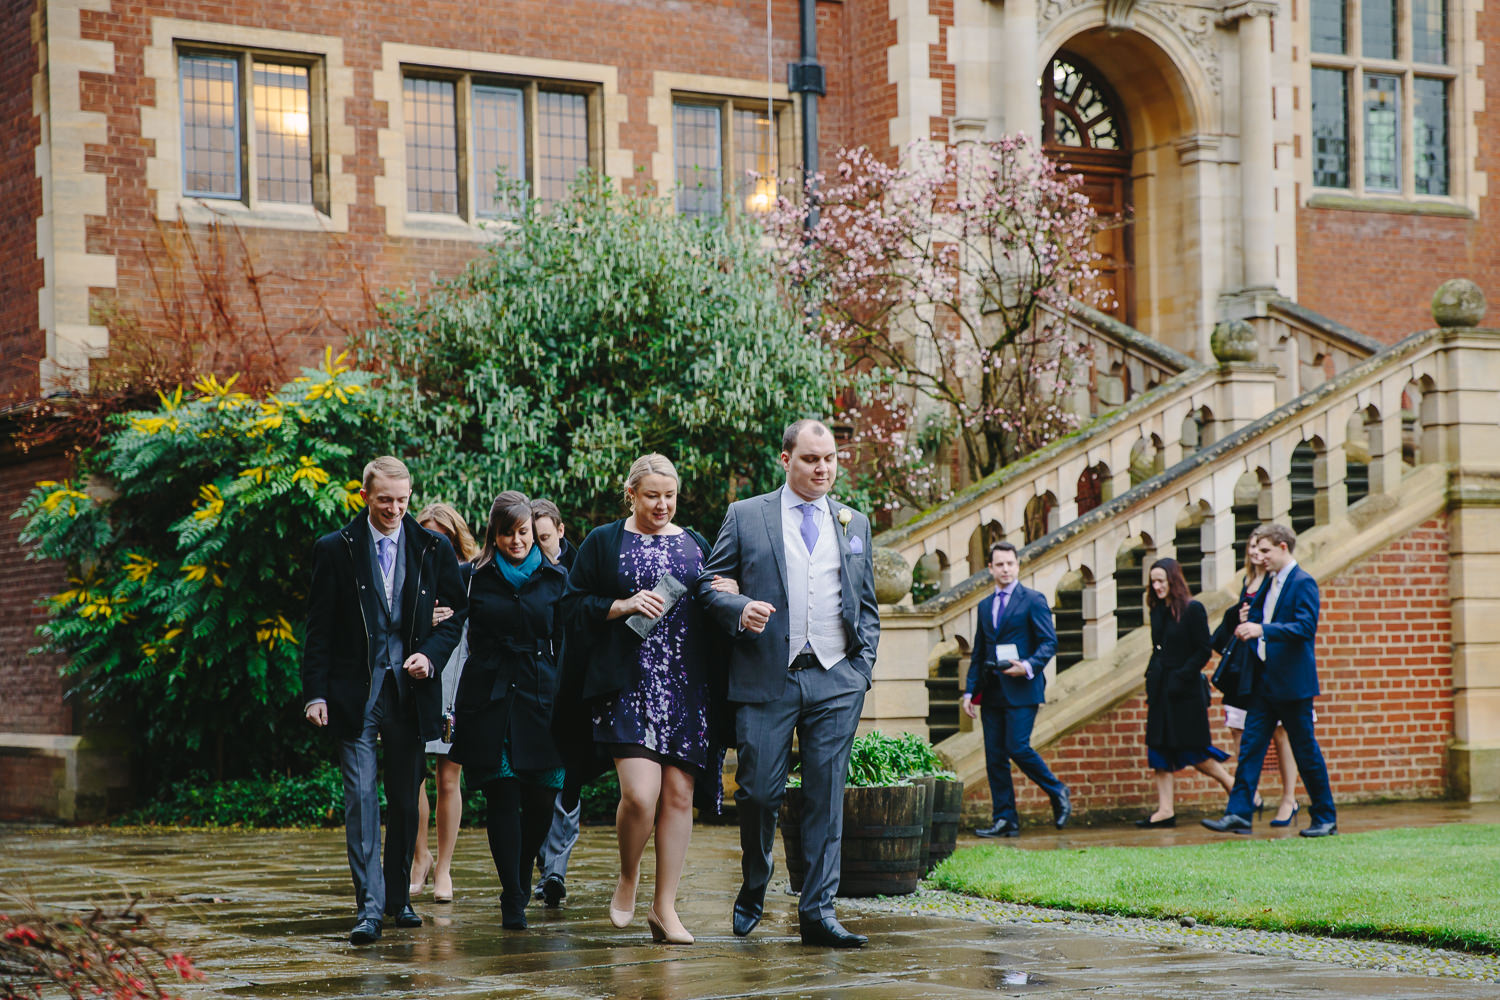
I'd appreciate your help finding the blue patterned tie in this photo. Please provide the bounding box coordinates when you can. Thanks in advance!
[377,536,394,578]
[798,503,820,553]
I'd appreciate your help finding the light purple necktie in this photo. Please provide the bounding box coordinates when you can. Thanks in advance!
[798,503,820,553]
[992,588,1008,630]
[377,536,395,578]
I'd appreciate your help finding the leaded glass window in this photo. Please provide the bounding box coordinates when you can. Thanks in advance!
[1311,69,1350,189]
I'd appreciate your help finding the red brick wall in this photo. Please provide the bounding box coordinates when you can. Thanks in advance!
[0,454,73,737]
[0,0,43,400]
[1296,208,1482,343]
[980,516,1454,820]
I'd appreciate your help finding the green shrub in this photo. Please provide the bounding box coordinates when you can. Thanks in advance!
[119,763,350,828]
[16,354,390,783]
[362,175,838,533]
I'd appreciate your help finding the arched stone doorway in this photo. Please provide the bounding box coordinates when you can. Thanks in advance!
[1042,53,1134,326]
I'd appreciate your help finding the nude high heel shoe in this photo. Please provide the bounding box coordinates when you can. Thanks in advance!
[608,877,636,928]
[647,908,694,945]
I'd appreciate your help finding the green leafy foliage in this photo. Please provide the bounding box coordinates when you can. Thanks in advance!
[15,355,389,782]
[362,176,839,533]
[118,763,351,828]
[789,731,951,788]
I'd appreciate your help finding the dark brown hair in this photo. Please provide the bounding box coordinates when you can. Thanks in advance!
[475,490,533,569]
[1147,557,1191,620]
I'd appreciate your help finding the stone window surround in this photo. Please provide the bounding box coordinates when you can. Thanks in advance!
[375,44,628,242]
[648,71,797,215]
[1293,0,1484,214]
[667,92,796,223]
[141,19,356,233]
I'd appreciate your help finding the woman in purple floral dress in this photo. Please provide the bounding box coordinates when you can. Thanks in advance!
[560,454,734,945]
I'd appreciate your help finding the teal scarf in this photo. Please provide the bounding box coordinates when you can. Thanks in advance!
[496,545,543,590]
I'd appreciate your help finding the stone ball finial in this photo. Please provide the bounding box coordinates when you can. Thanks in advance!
[872,546,914,605]
[1432,279,1486,328]
[1210,319,1259,363]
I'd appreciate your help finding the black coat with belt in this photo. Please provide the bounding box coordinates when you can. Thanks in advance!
[1144,600,1213,750]
[301,513,469,743]
[448,556,567,775]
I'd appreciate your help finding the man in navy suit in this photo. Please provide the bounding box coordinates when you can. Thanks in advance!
[1203,523,1338,837]
[961,541,1071,837]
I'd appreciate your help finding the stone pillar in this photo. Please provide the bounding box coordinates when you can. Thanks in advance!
[1201,507,1240,593]
[1223,2,1279,290]
[1430,280,1500,799]
[1083,576,1117,661]
[1002,0,1041,141]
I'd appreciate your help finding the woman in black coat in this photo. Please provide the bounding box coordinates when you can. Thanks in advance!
[1137,557,1234,828]
[448,491,566,929]
[555,454,735,945]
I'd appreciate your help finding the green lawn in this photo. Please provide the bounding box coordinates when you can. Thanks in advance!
[929,824,1500,952]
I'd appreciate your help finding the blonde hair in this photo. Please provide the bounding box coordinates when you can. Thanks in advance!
[416,502,479,562]
[622,453,680,507]
[362,455,410,490]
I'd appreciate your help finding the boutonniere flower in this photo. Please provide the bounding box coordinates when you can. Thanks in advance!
[837,508,853,536]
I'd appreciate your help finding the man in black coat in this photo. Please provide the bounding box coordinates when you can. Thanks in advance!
[301,456,468,945]
[961,542,1071,837]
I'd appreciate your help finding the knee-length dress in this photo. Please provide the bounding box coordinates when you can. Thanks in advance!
[1145,600,1229,771]
[592,530,710,771]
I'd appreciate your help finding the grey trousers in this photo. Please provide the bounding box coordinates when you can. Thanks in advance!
[734,659,865,920]
[338,670,425,922]
[535,796,582,884]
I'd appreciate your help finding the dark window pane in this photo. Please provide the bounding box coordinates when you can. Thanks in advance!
[472,85,524,216]
[1412,0,1448,64]
[733,107,778,215]
[253,61,312,205]
[404,77,458,214]
[1311,68,1349,188]
[1363,73,1400,191]
[181,53,241,198]
[1361,0,1397,59]
[674,102,722,219]
[1310,0,1346,55]
[1414,78,1449,195]
[537,91,588,204]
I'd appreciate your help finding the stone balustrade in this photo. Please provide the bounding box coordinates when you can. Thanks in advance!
[1260,298,1383,404]
[869,316,1500,746]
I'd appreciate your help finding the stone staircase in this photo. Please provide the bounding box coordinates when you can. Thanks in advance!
[865,289,1500,804]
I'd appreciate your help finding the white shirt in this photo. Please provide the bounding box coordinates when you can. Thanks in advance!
[372,520,401,609]
[781,488,847,669]
[1258,558,1297,660]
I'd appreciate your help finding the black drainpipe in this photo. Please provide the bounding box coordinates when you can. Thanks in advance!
[787,0,825,228]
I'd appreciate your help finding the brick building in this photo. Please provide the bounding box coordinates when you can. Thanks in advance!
[3,0,1498,819]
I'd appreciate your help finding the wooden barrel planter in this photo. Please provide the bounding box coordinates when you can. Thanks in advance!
[927,778,964,873]
[778,783,927,897]
[906,775,937,874]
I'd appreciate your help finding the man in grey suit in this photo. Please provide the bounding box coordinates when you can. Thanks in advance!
[302,456,468,945]
[699,419,881,948]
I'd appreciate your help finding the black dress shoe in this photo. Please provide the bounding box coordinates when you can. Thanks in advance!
[974,819,1020,838]
[1134,814,1176,828]
[732,885,766,937]
[1201,814,1253,834]
[798,915,866,948]
[1052,785,1073,829]
[1299,822,1338,838]
[540,874,566,908]
[349,918,382,945]
[392,905,422,928]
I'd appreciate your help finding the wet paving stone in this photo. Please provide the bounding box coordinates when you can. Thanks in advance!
[2,800,1497,998]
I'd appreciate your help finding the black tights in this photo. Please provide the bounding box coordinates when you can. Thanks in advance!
[484,777,560,927]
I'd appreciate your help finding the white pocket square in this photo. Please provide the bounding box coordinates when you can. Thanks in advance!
[848,536,864,554]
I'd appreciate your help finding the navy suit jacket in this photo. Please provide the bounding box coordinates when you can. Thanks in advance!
[964,584,1057,707]
[1254,563,1321,701]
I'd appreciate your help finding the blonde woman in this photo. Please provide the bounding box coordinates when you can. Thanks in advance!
[409,502,478,903]
[559,454,734,945]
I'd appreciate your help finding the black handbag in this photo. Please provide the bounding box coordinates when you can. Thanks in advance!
[1210,638,1242,695]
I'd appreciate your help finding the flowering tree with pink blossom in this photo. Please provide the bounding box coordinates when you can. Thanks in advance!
[772,135,1114,511]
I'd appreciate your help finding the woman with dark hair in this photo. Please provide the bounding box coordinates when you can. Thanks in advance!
[448,491,566,929]
[409,502,479,904]
[1138,557,1233,828]
[558,453,734,946]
